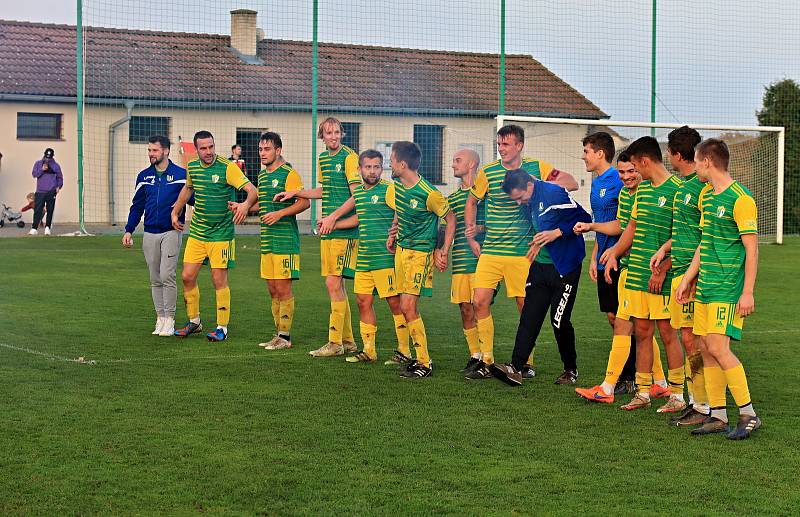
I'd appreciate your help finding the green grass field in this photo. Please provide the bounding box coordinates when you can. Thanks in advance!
[1,235,798,515]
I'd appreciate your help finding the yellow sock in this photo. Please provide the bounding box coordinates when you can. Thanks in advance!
[463,326,480,355]
[688,352,707,405]
[328,301,346,344]
[342,296,354,343]
[723,364,752,408]
[684,355,694,402]
[407,317,430,367]
[271,299,280,329]
[278,297,295,336]
[704,365,728,409]
[603,335,632,386]
[392,314,411,356]
[359,321,378,358]
[652,337,666,382]
[184,285,200,320]
[527,350,535,367]
[215,287,230,326]
[635,372,653,396]
[668,367,685,395]
[476,316,494,364]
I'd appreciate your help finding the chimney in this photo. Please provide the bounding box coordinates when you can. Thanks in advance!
[230,9,257,57]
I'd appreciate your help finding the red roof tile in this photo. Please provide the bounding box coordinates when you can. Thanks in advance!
[0,19,606,118]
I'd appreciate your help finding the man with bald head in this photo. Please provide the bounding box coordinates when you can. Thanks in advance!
[447,148,487,377]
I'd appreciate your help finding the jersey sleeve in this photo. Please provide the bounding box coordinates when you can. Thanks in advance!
[426,189,450,217]
[385,183,396,210]
[733,194,758,235]
[226,162,250,190]
[344,153,361,185]
[537,160,555,181]
[470,169,488,200]
[285,169,304,191]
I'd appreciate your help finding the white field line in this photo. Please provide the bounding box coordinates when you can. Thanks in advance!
[2,328,796,365]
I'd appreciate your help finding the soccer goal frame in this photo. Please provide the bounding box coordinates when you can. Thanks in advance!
[496,115,786,244]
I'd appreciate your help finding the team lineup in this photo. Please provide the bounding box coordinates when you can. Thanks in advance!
[123,118,761,440]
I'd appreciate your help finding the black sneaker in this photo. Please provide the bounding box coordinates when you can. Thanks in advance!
[464,361,493,380]
[489,363,523,386]
[521,364,536,379]
[554,369,578,385]
[690,416,730,436]
[399,360,432,379]
[384,350,413,367]
[671,404,697,423]
[726,415,761,440]
[460,357,481,374]
[675,408,710,427]
[614,380,636,394]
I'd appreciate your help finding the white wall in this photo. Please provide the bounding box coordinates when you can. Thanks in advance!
[0,102,78,224]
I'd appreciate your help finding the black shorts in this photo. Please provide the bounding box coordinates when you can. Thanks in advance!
[596,266,619,313]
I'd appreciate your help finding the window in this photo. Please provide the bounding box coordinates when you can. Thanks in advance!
[17,112,62,140]
[413,124,444,184]
[129,116,170,143]
[341,122,360,153]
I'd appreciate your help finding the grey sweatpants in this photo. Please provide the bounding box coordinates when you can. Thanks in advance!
[142,230,182,318]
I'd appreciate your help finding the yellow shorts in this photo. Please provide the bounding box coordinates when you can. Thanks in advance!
[669,274,695,329]
[183,237,235,269]
[320,238,357,278]
[394,246,434,297]
[693,301,744,341]
[260,253,300,280]
[354,268,398,298]
[450,273,475,304]
[616,268,632,321]
[474,254,530,298]
[623,287,671,320]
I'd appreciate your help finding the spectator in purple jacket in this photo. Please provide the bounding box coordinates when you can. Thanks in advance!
[29,148,63,236]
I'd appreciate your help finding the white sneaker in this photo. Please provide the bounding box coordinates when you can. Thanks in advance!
[44,226,52,236]
[152,317,164,335]
[158,317,175,337]
[28,228,38,236]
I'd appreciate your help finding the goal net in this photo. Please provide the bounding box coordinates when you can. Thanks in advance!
[497,116,785,244]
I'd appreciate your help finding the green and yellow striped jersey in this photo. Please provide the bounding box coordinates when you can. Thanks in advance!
[696,181,757,304]
[447,186,485,274]
[670,173,704,275]
[626,175,682,293]
[617,187,635,269]
[320,145,360,240]
[389,175,449,253]
[470,157,553,256]
[258,162,304,255]
[353,180,396,271]
[186,155,250,242]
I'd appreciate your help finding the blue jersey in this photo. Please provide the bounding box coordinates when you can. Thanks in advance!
[589,166,623,270]
[125,160,192,234]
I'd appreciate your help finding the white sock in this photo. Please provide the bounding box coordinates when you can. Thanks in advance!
[656,379,668,388]
[217,325,228,334]
[739,403,756,417]
[672,393,685,402]
[695,403,710,415]
[600,382,614,395]
[471,352,481,360]
[190,317,201,324]
[711,408,728,423]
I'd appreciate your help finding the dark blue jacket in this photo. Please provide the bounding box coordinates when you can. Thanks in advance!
[125,160,192,234]
[526,179,592,277]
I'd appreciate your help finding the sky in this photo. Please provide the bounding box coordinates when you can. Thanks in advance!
[8,0,799,128]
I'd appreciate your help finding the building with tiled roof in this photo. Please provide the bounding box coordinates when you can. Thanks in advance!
[0,13,607,224]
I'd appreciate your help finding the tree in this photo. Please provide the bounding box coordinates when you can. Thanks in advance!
[757,79,800,235]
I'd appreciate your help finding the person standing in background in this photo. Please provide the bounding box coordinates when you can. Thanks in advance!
[29,148,63,236]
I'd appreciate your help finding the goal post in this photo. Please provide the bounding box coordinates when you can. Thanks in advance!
[496,115,785,244]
